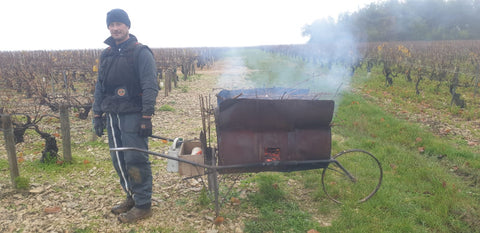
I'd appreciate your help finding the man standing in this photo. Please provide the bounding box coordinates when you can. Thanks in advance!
[93,8,158,223]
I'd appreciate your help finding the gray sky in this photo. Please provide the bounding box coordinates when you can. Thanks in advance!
[0,0,376,51]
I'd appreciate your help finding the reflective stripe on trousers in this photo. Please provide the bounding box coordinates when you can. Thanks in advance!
[108,113,131,196]
[107,112,152,207]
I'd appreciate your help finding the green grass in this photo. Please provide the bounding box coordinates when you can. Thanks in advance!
[158,104,175,112]
[241,49,323,88]
[232,49,480,232]
[14,176,30,189]
[179,85,189,93]
[234,90,479,232]
[244,173,319,233]
[326,93,479,232]
[184,73,203,82]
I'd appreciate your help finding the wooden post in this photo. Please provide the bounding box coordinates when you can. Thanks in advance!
[165,70,171,97]
[473,63,480,104]
[59,105,72,162]
[1,114,20,187]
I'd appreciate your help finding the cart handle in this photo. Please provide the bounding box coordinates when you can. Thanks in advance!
[111,147,336,171]
[112,147,212,168]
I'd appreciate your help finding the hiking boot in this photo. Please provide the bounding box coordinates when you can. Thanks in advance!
[111,198,135,215]
[118,207,152,223]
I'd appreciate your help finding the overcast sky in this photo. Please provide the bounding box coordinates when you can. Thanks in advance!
[0,0,377,51]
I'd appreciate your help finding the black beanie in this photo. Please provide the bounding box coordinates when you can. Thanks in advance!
[106,9,131,28]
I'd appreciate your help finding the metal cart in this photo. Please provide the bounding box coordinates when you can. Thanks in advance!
[112,88,383,217]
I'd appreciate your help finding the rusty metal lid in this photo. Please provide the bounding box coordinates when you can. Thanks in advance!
[216,98,334,130]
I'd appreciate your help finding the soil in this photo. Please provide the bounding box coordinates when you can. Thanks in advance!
[0,57,257,233]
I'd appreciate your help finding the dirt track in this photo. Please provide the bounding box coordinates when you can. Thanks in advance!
[0,57,254,233]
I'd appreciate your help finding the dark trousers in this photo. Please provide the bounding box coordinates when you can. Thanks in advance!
[107,112,152,209]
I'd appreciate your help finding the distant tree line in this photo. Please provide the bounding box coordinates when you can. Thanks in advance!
[303,0,480,43]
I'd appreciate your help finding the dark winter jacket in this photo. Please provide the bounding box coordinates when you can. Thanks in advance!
[93,34,158,116]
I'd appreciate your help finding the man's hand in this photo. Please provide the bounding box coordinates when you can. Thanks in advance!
[93,115,105,137]
[139,117,152,137]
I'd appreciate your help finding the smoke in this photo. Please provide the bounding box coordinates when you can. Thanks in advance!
[215,21,359,109]
[216,53,256,90]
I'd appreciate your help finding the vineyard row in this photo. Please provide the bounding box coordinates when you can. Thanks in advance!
[261,40,480,109]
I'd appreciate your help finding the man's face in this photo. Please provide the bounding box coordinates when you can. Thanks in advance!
[108,22,129,44]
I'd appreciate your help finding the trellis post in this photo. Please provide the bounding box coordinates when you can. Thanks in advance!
[59,105,72,162]
[1,114,20,187]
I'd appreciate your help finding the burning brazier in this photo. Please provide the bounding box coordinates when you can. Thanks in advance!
[215,88,334,173]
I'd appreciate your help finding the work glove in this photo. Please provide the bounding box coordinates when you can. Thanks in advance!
[139,117,153,137]
[93,115,105,137]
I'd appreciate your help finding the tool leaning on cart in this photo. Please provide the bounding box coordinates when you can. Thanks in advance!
[92,8,159,223]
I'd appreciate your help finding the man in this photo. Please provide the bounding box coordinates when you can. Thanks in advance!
[92,8,158,223]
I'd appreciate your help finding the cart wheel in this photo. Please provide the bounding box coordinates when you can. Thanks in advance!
[322,149,382,204]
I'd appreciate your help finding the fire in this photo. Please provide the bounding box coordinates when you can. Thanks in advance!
[264,148,280,163]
